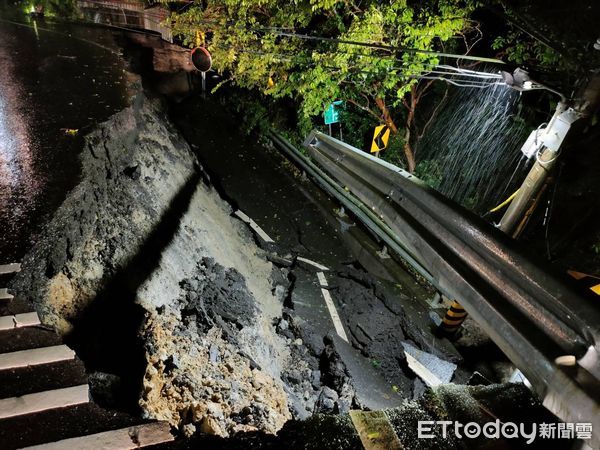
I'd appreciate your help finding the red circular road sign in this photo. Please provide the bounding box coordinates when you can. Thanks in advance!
[191,47,212,72]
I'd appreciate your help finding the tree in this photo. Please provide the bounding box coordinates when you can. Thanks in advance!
[168,0,476,171]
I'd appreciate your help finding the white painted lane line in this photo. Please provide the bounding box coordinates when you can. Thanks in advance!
[0,288,13,301]
[0,345,75,371]
[233,210,250,222]
[297,256,329,272]
[321,289,349,343]
[22,422,175,450]
[317,271,329,287]
[234,210,275,243]
[317,272,349,343]
[0,312,41,331]
[0,384,89,419]
[0,263,21,275]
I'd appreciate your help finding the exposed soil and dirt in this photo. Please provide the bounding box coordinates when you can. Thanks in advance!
[8,87,559,447]
[9,92,426,439]
[10,93,307,435]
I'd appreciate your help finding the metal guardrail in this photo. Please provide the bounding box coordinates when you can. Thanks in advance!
[271,130,600,445]
[269,132,438,287]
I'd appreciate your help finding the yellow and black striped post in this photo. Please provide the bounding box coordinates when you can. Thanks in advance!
[439,300,468,336]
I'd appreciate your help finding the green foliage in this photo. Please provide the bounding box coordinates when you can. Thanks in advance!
[414,159,442,189]
[371,359,381,369]
[380,135,407,169]
[492,30,562,69]
[336,106,377,151]
[167,0,475,164]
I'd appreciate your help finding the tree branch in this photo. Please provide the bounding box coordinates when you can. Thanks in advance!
[418,85,448,141]
[346,98,381,122]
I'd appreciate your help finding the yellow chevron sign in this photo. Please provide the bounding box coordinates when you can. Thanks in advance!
[568,270,600,296]
[371,125,390,153]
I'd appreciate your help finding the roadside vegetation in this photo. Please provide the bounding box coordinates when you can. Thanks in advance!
[165,0,479,173]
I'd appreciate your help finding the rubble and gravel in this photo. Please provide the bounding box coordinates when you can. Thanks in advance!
[9,94,319,436]
[7,90,549,448]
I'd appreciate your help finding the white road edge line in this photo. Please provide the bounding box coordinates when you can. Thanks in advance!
[0,312,41,331]
[0,345,75,371]
[317,272,349,343]
[297,256,329,271]
[0,384,89,419]
[234,210,275,243]
[0,288,13,301]
[21,422,175,450]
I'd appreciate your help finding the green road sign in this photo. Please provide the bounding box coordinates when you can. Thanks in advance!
[324,101,344,125]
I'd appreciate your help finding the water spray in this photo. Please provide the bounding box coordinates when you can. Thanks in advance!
[497,70,600,237]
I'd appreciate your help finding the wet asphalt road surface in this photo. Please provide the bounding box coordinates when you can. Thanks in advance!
[170,94,453,404]
[0,14,130,261]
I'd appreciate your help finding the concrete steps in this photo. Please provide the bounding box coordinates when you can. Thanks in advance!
[0,263,174,449]
[0,311,41,331]
[0,344,74,370]
[0,327,63,354]
[0,403,155,449]
[0,384,90,420]
[21,422,174,449]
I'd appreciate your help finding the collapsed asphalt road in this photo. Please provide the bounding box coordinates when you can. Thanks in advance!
[170,94,470,406]
[0,18,576,448]
[10,86,471,435]
[3,79,571,450]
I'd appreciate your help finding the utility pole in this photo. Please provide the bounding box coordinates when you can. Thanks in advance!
[499,74,600,237]
[439,73,600,338]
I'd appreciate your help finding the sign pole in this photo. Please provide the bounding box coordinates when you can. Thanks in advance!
[339,123,343,141]
[329,123,332,136]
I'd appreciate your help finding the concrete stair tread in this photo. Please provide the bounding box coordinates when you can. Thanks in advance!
[0,402,147,449]
[21,421,174,449]
[0,311,41,331]
[0,263,21,275]
[0,384,89,420]
[0,344,75,370]
[0,326,63,354]
[0,358,88,399]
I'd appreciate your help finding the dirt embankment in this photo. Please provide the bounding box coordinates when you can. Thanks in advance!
[9,94,323,436]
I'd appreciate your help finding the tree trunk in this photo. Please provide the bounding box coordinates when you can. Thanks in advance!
[402,86,418,173]
[375,97,399,134]
[403,125,416,173]
[374,96,418,172]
